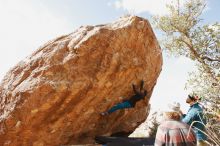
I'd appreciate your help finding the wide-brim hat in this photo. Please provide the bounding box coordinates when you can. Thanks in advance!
[165,102,181,112]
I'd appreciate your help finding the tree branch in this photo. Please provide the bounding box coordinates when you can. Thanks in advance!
[181,38,218,82]
[201,56,220,62]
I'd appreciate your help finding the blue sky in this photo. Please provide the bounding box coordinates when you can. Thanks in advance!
[0,0,219,112]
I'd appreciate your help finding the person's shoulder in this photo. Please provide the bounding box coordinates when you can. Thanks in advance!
[159,120,182,129]
[177,121,191,128]
[192,103,203,112]
[190,104,202,112]
[163,120,193,130]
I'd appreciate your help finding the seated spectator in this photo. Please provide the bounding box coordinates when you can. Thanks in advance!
[155,102,197,146]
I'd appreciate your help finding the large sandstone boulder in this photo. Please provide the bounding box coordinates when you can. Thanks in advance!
[0,16,162,146]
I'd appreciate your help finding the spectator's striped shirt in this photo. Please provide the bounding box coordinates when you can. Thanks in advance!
[155,120,197,146]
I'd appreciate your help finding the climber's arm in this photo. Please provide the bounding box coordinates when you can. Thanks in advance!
[140,80,144,92]
[132,84,138,94]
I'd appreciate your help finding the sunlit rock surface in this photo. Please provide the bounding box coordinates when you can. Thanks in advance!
[0,16,162,146]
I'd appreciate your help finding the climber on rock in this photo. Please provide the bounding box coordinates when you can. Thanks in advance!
[101,80,148,116]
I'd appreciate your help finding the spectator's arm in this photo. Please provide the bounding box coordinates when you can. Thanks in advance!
[181,111,195,125]
[179,110,184,116]
[181,114,186,120]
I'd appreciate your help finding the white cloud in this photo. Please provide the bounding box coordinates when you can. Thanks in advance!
[0,0,72,80]
[113,0,185,15]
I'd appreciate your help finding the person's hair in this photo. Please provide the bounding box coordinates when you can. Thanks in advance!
[188,93,201,102]
[163,112,181,120]
[188,95,197,101]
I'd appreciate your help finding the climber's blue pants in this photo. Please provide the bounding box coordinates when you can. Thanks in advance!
[107,101,132,114]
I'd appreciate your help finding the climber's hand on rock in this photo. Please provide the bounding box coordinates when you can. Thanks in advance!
[140,79,144,91]
[132,84,138,94]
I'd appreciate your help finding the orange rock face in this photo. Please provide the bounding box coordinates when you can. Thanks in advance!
[0,16,162,146]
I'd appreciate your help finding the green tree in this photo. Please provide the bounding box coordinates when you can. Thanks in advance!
[153,0,219,82]
[148,112,160,138]
[152,0,220,143]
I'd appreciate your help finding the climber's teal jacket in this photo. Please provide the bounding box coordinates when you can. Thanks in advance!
[181,103,207,141]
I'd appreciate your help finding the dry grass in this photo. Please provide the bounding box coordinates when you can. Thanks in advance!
[187,113,220,146]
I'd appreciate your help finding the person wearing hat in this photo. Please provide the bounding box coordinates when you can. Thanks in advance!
[155,102,197,146]
[179,94,209,146]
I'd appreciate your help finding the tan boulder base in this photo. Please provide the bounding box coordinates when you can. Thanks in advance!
[0,16,162,146]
